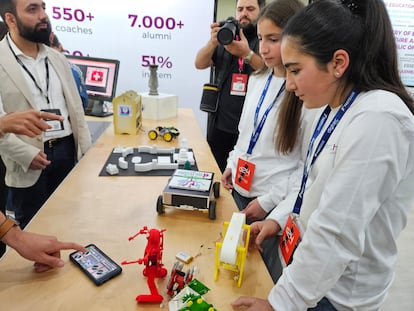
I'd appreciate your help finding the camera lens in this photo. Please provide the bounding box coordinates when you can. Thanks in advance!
[217,17,239,45]
[217,28,235,45]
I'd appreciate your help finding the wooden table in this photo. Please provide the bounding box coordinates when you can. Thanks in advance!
[0,108,274,310]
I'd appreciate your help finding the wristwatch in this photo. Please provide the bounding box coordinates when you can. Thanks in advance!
[243,50,254,65]
[0,216,19,240]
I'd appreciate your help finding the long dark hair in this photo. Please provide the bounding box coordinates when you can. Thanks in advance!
[256,0,305,153]
[283,0,414,113]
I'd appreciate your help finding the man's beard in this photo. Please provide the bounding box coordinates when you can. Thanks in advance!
[241,22,256,37]
[16,17,51,44]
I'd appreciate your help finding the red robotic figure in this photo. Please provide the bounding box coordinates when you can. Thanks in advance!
[122,226,167,303]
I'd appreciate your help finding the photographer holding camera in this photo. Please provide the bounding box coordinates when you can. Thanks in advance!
[195,0,265,173]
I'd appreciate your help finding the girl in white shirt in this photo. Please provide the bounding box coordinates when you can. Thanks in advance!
[221,0,315,223]
[232,0,414,310]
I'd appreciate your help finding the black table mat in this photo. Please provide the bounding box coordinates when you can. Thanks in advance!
[99,148,198,176]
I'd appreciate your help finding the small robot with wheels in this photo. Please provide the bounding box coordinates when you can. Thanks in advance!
[157,169,220,220]
[148,126,180,142]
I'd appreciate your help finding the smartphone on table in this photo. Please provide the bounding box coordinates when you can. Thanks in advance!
[69,244,122,286]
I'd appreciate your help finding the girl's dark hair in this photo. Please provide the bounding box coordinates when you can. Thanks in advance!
[256,0,305,153]
[258,0,266,9]
[258,0,303,31]
[283,0,414,113]
[276,91,303,153]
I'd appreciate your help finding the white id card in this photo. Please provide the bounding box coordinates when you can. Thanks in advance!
[42,108,64,137]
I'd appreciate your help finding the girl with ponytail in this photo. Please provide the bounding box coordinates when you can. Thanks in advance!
[232,0,414,310]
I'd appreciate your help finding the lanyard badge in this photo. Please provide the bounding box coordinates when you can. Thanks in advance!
[235,76,285,192]
[279,214,302,267]
[279,89,359,267]
[230,73,248,96]
[230,56,248,96]
[234,157,256,191]
[42,108,64,137]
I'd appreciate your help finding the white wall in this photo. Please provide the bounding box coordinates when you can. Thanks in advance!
[46,0,215,135]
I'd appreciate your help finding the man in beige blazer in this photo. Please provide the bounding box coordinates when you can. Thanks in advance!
[0,0,92,228]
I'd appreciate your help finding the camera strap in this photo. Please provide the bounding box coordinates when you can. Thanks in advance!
[213,47,232,90]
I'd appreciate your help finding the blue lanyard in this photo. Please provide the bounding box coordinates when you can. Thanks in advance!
[292,89,359,215]
[247,74,286,155]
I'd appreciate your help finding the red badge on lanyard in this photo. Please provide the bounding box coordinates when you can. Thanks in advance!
[230,56,248,96]
[230,73,248,96]
[279,214,302,267]
[234,157,255,191]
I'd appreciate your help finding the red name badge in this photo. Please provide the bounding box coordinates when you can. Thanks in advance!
[279,214,302,266]
[234,157,255,191]
[230,73,248,96]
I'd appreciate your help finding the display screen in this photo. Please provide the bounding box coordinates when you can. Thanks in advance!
[70,244,122,286]
[65,55,120,102]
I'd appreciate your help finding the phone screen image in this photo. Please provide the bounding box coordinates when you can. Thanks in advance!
[70,244,122,286]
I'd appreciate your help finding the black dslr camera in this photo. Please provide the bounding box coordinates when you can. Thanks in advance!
[217,17,240,45]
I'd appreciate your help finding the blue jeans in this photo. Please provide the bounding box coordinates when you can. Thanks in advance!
[308,297,337,311]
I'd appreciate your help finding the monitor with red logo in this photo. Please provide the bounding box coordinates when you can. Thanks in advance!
[65,55,120,117]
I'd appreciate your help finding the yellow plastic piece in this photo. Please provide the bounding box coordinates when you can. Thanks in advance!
[148,130,158,140]
[214,220,251,287]
[163,132,173,142]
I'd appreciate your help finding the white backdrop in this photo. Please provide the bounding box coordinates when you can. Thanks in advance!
[46,0,214,134]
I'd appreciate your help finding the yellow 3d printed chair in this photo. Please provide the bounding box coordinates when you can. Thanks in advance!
[214,212,250,287]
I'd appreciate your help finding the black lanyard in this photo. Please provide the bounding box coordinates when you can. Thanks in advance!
[6,36,50,104]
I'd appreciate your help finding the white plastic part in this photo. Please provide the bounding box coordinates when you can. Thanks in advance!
[105,163,119,175]
[122,147,134,158]
[118,157,128,170]
[138,145,174,154]
[220,213,246,265]
[131,156,142,164]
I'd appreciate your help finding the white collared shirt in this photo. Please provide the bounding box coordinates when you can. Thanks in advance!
[267,90,414,310]
[226,69,318,212]
[1,34,73,140]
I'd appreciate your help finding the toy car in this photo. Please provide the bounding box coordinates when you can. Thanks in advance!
[157,169,220,220]
[148,126,180,142]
